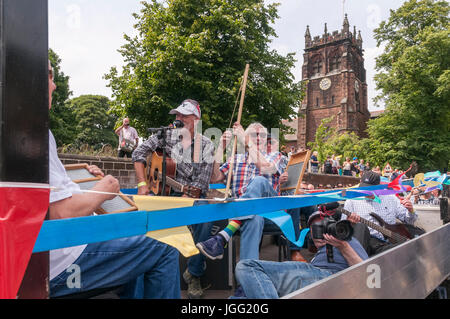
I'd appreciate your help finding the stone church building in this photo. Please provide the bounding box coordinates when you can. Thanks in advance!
[296,14,371,150]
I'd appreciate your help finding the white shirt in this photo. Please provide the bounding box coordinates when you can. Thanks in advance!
[118,126,138,150]
[342,195,417,240]
[49,130,87,280]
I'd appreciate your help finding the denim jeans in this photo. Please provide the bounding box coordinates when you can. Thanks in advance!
[237,176,278,260]
[49,235,180,299]
[235,259,333,298]
[171,192,213,277]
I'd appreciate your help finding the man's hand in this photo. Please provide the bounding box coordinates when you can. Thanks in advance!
[323,234,347,249]
[401,198,414,213]
[280,171,288,185]
[232,122,246,145]
[93,175,120,201]
[87,165,104,177]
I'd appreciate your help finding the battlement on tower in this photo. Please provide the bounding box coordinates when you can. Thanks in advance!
[305,14,362,50]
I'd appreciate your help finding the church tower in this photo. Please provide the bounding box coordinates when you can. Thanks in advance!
[297,14,370,150]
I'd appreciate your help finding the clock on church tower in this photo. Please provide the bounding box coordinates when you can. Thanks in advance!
[297,15,370,150]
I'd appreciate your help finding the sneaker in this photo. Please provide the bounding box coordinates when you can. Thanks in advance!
[196,235,225,260]
[183,269,203,299]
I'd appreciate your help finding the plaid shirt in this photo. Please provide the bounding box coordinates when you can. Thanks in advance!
[220,151,287,198]
[342,195,417,240]
[132,129,215,194]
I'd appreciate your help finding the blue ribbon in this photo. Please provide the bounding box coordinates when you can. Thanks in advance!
[33,185,385,253]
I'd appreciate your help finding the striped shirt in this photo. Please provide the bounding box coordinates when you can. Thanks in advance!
[220,151,287,198]
[342,195,417,241]
[132,129,215,194]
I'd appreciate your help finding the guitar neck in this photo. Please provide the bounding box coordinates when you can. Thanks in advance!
[341,208,393,238]
[157,172,184,193]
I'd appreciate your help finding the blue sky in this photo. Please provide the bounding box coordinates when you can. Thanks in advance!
[49,0,406,111]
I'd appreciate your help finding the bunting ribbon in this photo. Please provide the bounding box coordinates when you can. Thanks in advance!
[0,184,50,299]
[2,171,448,299]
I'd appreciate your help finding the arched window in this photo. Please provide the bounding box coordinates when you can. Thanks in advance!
[311,58,323,76]
[329,54,341,71]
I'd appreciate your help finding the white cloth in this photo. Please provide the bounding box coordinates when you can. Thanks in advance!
[342,195,417,241]
[49,130,87,280]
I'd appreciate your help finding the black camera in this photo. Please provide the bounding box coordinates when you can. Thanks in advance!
[311,217,353,241]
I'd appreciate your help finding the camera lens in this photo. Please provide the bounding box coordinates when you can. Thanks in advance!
[329,220,353,241]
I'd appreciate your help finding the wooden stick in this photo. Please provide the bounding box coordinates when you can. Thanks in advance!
[224,64,250,199]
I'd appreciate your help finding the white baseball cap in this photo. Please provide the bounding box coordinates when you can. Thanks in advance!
[169,99,201,119]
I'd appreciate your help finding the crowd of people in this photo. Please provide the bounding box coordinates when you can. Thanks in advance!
[46,61,428,300]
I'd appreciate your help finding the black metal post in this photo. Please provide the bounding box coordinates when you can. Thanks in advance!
[0,0,49,298]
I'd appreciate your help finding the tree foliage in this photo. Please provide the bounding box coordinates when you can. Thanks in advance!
[105,0,304,137]
[368,0,450,171]
[49,49,77,146]
[69,95,118,149]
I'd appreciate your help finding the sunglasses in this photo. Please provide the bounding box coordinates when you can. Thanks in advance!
[249,132,267,138]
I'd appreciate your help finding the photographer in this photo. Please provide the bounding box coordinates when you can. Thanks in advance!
[234,204,369,298]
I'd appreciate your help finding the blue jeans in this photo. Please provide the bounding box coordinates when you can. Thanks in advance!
[49,236,180,299]
[237,176,278,260]
[235,259,333,298]
[171,192,213,277]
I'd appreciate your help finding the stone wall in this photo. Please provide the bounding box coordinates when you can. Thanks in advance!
[58,153,137,189]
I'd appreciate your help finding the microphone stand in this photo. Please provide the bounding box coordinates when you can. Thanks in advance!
[148,120,184,196]
[158,129,168,196]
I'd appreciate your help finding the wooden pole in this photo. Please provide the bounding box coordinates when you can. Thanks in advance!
[224,64,250,199]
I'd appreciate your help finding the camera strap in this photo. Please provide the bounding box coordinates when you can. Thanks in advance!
[326,244,335,263]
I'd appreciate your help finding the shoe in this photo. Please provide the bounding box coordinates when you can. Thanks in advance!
[229,286,246,299]
[183,269,203,299]
[196,235,225,260]
[290,250,307,262]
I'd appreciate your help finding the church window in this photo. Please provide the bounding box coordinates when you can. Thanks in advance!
[312,59,323,75]
[329,55,341,71]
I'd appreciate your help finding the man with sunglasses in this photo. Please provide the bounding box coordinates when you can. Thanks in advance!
[197,122,286,296]
[115,118,139,158]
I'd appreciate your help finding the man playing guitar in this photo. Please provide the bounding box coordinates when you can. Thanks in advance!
[132,99,215,299]
[342,171,418,256]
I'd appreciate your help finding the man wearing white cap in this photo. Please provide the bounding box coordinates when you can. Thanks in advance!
[132,99,215,299]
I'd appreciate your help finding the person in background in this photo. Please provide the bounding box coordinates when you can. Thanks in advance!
[342,157,352,176]
[310,151,319,173]
[115,118,139,158]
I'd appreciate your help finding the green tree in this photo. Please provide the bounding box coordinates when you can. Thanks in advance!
[49,49,77,146]
[69,95,118,149]
[105,0,304,137]
[307,116,335,163]
[369,0,450,171]
[323,132,363,165]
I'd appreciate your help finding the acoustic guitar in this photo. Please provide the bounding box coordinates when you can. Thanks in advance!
[147,151,202,198]
[340,208,412,244]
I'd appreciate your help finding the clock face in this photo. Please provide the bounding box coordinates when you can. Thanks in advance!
[319,78,331,91]
[354,80,360,92]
